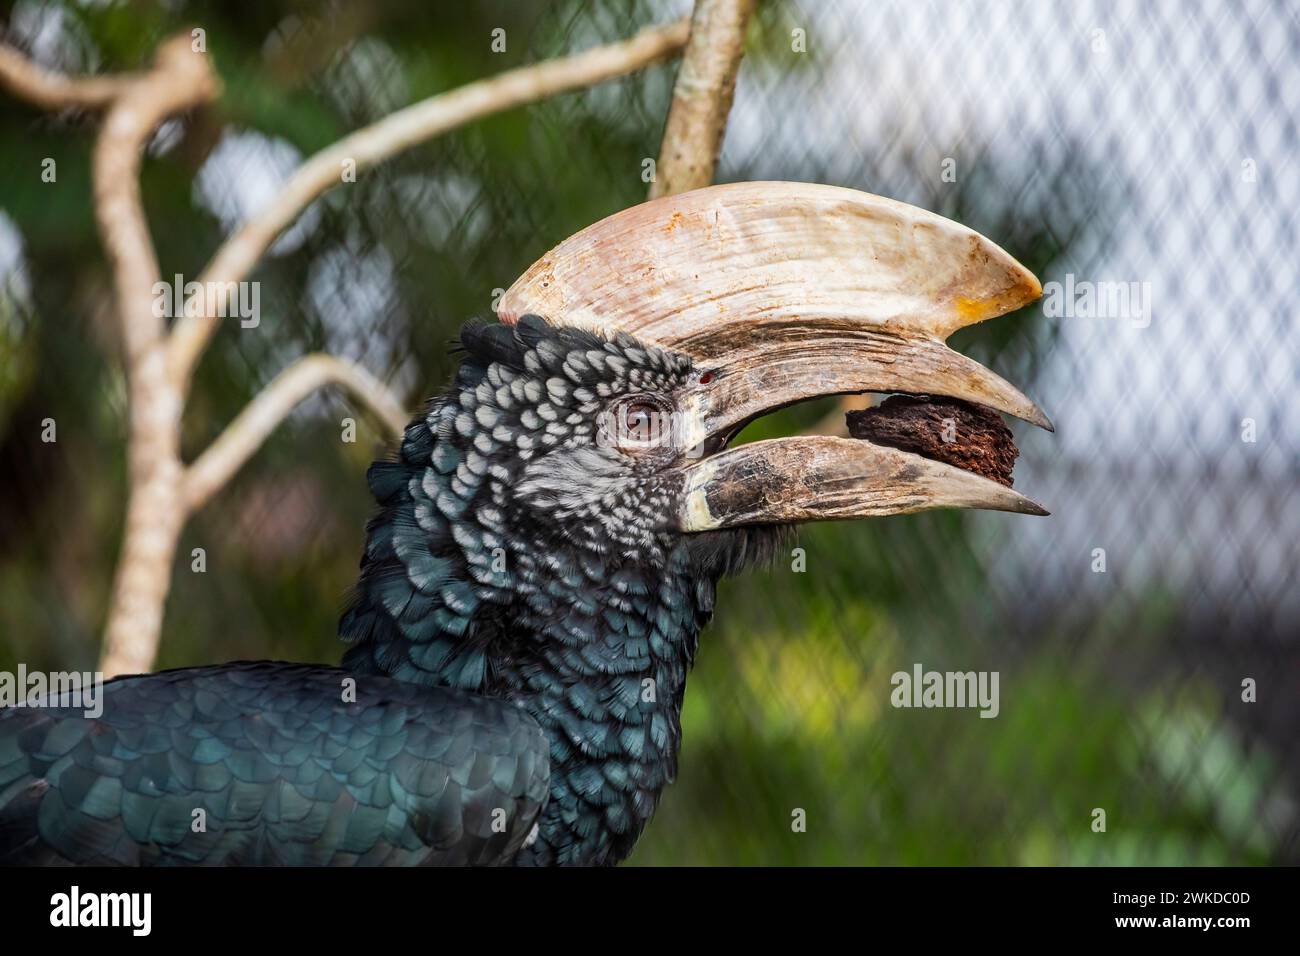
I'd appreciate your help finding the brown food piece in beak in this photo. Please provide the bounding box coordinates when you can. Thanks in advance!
[846,396,1019,487]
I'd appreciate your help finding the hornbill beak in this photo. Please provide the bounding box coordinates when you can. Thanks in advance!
[499,181,1052,528]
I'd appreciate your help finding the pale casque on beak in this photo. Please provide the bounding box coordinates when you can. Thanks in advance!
[498,181,1051,530]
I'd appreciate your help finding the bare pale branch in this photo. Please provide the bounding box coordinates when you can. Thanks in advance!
[94,36,218,366]
[89,34,219,679]
[182,354,408,514]
[0,42,131,109]
[649,0,756,199]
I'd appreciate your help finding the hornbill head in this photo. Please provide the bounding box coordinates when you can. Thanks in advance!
[496,181,1049,545]
[346,182,1051,676]
[342,182,1050,863]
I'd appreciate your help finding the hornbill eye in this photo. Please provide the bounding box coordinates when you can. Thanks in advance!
[623,402,656,440]
[606,397,672,452]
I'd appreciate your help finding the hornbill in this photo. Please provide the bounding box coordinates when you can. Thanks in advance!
[0,182,1050,866]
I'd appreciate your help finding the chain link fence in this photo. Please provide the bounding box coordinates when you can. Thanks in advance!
[0,0,1296,864]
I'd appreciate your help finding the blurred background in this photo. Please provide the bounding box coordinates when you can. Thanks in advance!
[0,0,1296,864]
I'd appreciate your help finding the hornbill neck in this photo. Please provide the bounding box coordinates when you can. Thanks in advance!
[496,545,708,866]
[339,405,717,866]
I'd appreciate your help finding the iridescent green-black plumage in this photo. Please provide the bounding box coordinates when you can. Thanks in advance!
[0,316,776,866]
[0,663,547,865]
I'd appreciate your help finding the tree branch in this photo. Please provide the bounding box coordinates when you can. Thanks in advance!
[649,0,756,199]
[85,34,218,678]
[95,35,218,369]
[0,42,132,109]
[0,18,692,677]
[182,354,408,513]
[167,17,691,389]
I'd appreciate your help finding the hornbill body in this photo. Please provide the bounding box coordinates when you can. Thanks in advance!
[0,183,1051,866]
